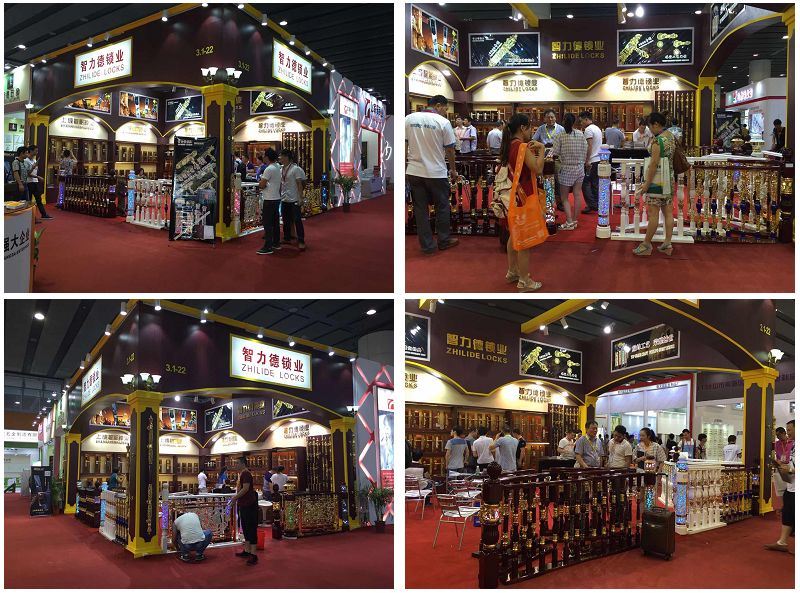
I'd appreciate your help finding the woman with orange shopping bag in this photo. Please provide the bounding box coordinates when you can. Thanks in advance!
[498,113,547,292]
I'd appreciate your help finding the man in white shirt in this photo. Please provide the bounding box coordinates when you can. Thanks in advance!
[405,94,459,254]
[607,425,633,468]
[197,470,208,494]
[471,426,495,470]
[557,429,577,460]
[270,465,289,492]
[632,118,653,147]
[766,419,794,552]
[460,116,477,154]
[453,116,464,152]
[278,149,308,251]
[257,148,282,255]
[490,426,518,472]
[173,511,213,562]
[486,121,504,154]
[579,111,602,213]
[723,435,741,462]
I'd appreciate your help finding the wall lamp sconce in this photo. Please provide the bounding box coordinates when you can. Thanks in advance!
[767,348,784,368]
[346,405,359,416]
[200,66,219,84]
[121,372,162,392]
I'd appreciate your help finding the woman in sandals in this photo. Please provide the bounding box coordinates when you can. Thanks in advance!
[633,112,676,256]
[500,113,546,292]
[552,113,587,231]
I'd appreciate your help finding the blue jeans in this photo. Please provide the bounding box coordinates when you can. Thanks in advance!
[178,529,213,555]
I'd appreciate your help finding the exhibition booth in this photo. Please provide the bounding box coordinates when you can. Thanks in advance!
[39,299,392,558]
[404,298,794,589]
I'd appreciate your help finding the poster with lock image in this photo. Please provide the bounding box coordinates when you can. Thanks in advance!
[519,338,582,384]
[169,136,217,243]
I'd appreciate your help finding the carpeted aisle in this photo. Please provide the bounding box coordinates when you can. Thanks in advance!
[405,502,793,589]
[4,494,393,588]
[33,194,393,293]
[405,207,794,293]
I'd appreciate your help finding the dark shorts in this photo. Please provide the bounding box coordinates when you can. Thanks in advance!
[238,504,258,544]
[783,491,794,528]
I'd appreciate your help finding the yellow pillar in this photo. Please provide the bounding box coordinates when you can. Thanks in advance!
[695,77,716,147]
[64,432,81,514]
[782,7,794,152]
[29,113,51,203]
[330,416,360,528]
[579,395,598,433]
[125,390,164,558]
[201,83,239,240]
[740,366,778,515]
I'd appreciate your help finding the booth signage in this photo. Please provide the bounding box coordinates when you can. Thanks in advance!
[4,66,31,105]
[283,423,310,440]
[711,3,745,44]
[378,387,394,475]
[119,90,159,121]
[622,76,661,92]
[211,432,248,454]
[49,114,108,141]
[617,28,694,66]
[81,357,102,406]
[272,399,308,419]
[3,209,33,292]
[405,313,430,361]
[339,95,358,120]
[169,123,206,143]
[74,38,133,88]
[470,32,540,69]
[83,430,130,453]
[447,332,509,363]
[90,402,131,427]
[238,400,266,420]
[611,324,680,371]
[230,335,312,391]
[66,92,112,114]
[4,430,38,443]
[363,96,386,132]
[518,386,551,404]
[159,434,197,455]
[165,95,203,122]
[404,371,419,390]
[115,121,158,143]
[204,402,233,433]
[272,40,312,94]
[408,64,453,99]
[160,407,197,432]
[250,91,300,115]
[550,38,607,60]
[519,339,583,384]
[727,86,754,106]
[410,4,459,65]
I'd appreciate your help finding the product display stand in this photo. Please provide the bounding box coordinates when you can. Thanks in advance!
[162,492,238,552]
[128,179,173,230]
[662,459,725,535]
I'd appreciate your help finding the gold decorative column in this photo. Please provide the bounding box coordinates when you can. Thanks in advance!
[201,83,239,240]
[64,432,81,515]
[740,366,778,515]
[125,390,164,558]
[330,416,360,528]
[696,77,717,147]
[28,113,51,203]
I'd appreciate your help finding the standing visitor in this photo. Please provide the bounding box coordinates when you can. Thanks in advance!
[279,149,307,251]
[486,120,504,154]
[197,468,208,493]
[270,465,289,492]
[512,428,527,469]
[472,426,494,471]
[578,111,602,213]
[723,435,741,462]
[771,119,786,151]
[231,455,259,565]
[632,118,653,147]
[499,113,545,292]
[464,428,478,473]
[173,511,213,562]
[633,112,676,257]
[667,119,684,145]
[11,146,30,200]
[444,427,469,474]
[490,426,518,473]
[775,424,795,464]
[551,113,587,231]
[60,149,77,176]
[664,433,678,455]
[574,421,603,469]
[460,116,477,154]
[604,118,625,149]
[766,420,794,553]
[233,153,246,177]
[256,148,282,255]
[532,109,564,147]
[678,429,695,457]
[405,94,459,254]
[25,145,52,219]
[636,428,666,472]
[557,428,577,460]
[695,433,708,460]
[107,468,119,489]
[607,425,633,468]
[453,116,465,152]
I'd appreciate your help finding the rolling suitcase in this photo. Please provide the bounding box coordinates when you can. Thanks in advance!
[640,472,675,560]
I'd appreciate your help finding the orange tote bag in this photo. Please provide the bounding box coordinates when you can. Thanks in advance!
[508,143,548,251]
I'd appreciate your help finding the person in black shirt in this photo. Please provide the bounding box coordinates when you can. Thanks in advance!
[771,119,786,152]
[231,455,259,565]
[665,433,677,455]
[512,428,527,469]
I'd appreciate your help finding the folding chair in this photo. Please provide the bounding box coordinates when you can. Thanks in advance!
[432,492,481,550]
[405,475,432,520]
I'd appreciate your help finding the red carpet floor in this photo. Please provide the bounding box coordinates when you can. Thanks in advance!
[405,503,794,589]
[32,194,393,293]
[406,207,795,293]
[4,494,393,588]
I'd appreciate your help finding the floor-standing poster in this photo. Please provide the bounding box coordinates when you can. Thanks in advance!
[169,136,218,242]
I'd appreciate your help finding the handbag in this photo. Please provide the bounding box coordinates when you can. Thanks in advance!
[490,164,512,218]
[673,139,690,175]
[643,135,672,196]
[508,143,548,252]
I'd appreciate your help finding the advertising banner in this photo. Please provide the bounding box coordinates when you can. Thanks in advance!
[66,92,112,114]
[470,32,541,68]
[714,109,742,149]
[160,407,198,432]
[204,402,234,433]
[29,466,52,516]
[3,208,33,292]
[230,335,312,390]
[169,136,217,242]
[617,28,694,66]
[338,95,359,173]
[611,324,680,372]
[273,40,312,94]
[711,3,745,44]
[4,65,31,105]
[81,356,102,406]
[165,95,204,122]
[89,402,132,427]
[272,399,309,419]
[49,114,109,141]
[408,63,454,99]
[405,313,430,361]
[119,90,159,121]
[82,430,130,453]
[520,339,583,384]
[250,91,300,115]
[410,4,459,65]
[74,38,132,88]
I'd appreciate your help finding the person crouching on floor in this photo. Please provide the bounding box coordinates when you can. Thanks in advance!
[173,511,213,562]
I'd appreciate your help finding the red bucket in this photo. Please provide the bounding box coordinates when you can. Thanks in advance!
[256,526,268,550]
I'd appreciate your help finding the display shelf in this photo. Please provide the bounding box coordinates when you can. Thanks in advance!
[282,131,312,181]
[549,404,580,453]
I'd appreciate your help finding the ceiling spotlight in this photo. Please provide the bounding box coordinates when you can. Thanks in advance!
[288,339,295,347]
[694,10,701,15]
[289,35,296,46]
[26,101,34,108]
[161,10,169,21]
[200,311,207,324]
[34,312,45,320]
[87,37,93,48]
[604,325,612,334]
[175,395,181,401]
[257,327,264,339]
[261,13,268,26]
[237,3,244,8]
[627,11,634,17]
[566,14,573,18]
[753,53,759,57]
[539,325,546,331]
[279,20,288,26]
[202,2,208,6]
[367,87,374,92]
[41,58,47,64]
[732,65,738,69]
[322,61,327,67]
[328,351,335,357]
[585,305,594,311]
[330,67,335,72]
[305,49,311,55]
[366,308,377,315]
[560,317,569,329]
[15,401,20,405]
[437,299,445,304]
[600,301,609,310]
[635,5,644,17]
[120,301,127,316]
[104,324,112,336]
[154,300,161,311]
[348,356,356,363]
[18,44,26,49]
[80,359,86,370]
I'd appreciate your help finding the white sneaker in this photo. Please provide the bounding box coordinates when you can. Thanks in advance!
[517,278,543,292]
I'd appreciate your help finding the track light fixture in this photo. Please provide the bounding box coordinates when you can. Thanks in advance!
[560,317,569,329]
